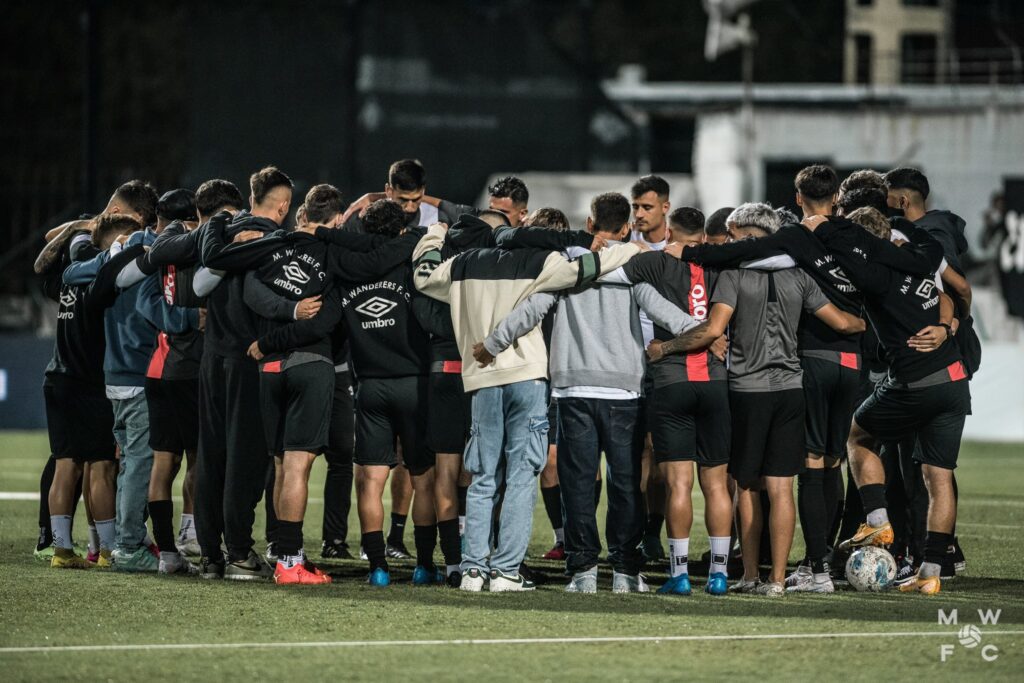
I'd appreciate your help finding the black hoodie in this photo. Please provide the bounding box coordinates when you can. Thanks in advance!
[915,210,969,274]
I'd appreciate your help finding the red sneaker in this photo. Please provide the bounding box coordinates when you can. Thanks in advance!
[542,543,566,561]
[303,559,328,578]
[275,561,332,585]
[146,541,160,559]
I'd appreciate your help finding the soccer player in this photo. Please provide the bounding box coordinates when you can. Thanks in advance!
[342,159,455,233]
[413,210,639,592]
[652,203,865,596]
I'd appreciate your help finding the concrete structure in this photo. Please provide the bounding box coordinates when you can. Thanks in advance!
[844,0,953,85]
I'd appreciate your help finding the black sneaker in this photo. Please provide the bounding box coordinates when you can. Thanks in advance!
[321,540,354,560]
[199,556,225,580]
[446,569,462,588]
[940,559,957,580]
[894,555,916,585]
[385,541,412,560]
[224,550,273,581]
[950,538,966,573]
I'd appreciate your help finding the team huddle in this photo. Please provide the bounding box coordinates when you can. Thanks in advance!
[32,159,976,596]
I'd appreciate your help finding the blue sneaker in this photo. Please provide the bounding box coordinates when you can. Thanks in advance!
[705,572,728,595]
[657,573,692,595]
[412,565,444,585]
[368,567,390,587]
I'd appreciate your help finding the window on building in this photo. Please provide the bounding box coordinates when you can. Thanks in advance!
[901,33,938,83]
[854,34,873,84]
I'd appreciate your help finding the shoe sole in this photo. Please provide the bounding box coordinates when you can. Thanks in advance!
[224,572,270,581]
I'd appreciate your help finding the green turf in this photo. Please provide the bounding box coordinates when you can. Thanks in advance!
[1,432,1022,681]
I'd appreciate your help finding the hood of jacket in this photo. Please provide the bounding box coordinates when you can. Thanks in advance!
[226,210,280,240]
[916,209,968,256]
[443,213,497,258]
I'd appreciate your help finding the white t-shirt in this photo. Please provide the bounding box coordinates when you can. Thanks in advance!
[629,229,667,346]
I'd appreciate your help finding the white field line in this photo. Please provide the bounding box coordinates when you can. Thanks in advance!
[3,630,1024,654]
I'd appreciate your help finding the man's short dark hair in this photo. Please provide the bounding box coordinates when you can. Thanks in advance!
[303,184,344,225]
[630,174,670,201]
[156,189,198,223]
[487,176,529,207]
[591,193,631,234]
[794,164,839,202]
[113,180,159,227]
[837,187,888,215]
[195,179,245,218]
[362,199,406,238]
[92,213,141,248]
[668,207,705,235]
[388,159,426,191]
[525,207,570,230]
[250,166,293,205]
[839,169,887,196]
[884,167,930,200]
[704,207,734,237]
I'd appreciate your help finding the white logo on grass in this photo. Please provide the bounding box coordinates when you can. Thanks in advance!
[282,261,310,285]
[939,609,1001,662]
[355,296,397,319]
[958,625,982,648]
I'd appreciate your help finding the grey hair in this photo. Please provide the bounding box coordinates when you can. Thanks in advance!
[727,202,782,234]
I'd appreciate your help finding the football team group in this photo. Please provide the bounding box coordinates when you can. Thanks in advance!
[31,158,976,596]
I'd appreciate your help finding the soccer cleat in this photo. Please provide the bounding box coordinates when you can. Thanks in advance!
[264,543,279,565]
[459,568,486,592]
[657,573,692,596]
[275,561,332,585]
[837,522,894,552]
[367,567,391,587]
[446,569,462,588]
[565,566,598,594]
[898,574,941,595]
[489,569,536,592]
[385,542,412,560]
[198,556,225,580]
[321,540,354,560]
[786,573,835,593]
[784,563,812,588]
[754,581,785,597]
[224,551,273,581]
[612,571,650,594]
[412,565,445,585]
[303,559,329,579]
[640,535,665,563]
[95,549,113,569]
[728,577,761,594]
[705,572,728,596]
[33,545,55,562]
[87,549,100,564]
[178,537,202,557]
[159,551,198,575]
[542,542,566,561]
[51,549,93,570]
[112,546,158,573]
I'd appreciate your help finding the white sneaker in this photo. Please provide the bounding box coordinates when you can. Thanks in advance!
[565,566,598,593]
[611,571,649,593]
[786,573,835,593]
[754,581,785,597]
[459,568,486,592]
[784,563,811,588]
[158,551,197,575]
[489,569,536,592]
[178,537,201,557]
[728,577,761,594]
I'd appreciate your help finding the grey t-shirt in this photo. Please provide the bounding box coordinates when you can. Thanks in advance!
[711,268,829,392]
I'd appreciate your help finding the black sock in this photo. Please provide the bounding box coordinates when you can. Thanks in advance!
[148,499,177,553]
[540,485,563,532]
[951,474,959,535]
[457,485,468,517]
[924,530,953,566]
[438,518,461,567]
[362,531,388,571]
[387,513,407,546]
[38,454,56,531]
[413,524,438,569]
[594,478,603,509]
[798,470,828,568]
[823,466,844,548]
[276,520,303,558]
[645,513,664,538]
[858,483,887,515]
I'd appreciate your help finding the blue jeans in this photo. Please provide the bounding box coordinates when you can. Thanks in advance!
[462,379,548,574]
[557,397,645,575]
[112,393,152,552]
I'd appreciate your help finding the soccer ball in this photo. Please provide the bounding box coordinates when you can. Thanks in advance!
[845,546,897,591]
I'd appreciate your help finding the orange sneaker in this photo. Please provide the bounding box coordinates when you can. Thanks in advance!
[898,574,941,595]
[838,522,894,551]
[303,560,328,579]
[274,561,332,585]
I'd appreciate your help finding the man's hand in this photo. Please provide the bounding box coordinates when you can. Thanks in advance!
[295,295,322,320]
[114,233,131,246]
[710,335,728,361]
[233,230,262,243]
[801,215,828,231]
[663,242,684,259]
[589,234,608,252]
[197,308,207,331]
[472,342,495,367]
[907,325,949,352]
[341,192,385,223]
[632,240,652,253]
[646,339,665,363]
[247,340,264,360]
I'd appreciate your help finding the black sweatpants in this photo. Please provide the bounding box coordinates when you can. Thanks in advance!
[323,371,355,544]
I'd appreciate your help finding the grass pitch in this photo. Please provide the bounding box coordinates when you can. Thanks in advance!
[0,432,1021,681]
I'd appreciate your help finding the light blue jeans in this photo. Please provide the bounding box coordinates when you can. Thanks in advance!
[461,379,549,574]
[112,393,152,552]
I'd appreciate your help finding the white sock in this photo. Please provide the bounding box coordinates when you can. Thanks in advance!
[51,515,73,550]
[668,538,689,578]
[446,564,460,576]
[280,553,303,569]
[159,550,179,564]
[866,507,889,528]
[919,561,941,579]
[95,518,116,551]
[179,513,195,539]
[87,525,100,553]
[458,516,466,536]
[554,527,564,544]
[709,536,730,576]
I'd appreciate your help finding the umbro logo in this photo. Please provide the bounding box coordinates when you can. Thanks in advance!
[828,267,850,284]
[59,289,77,308]
[916,281,935,299]
[354,296,397,319]
[281,261,310,285]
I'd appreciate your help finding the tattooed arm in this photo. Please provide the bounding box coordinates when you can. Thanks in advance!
[647,302,734,363]
[34,219,93,274]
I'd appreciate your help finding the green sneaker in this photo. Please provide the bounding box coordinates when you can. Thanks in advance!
[112,546,159,572]
[33,545,55,562]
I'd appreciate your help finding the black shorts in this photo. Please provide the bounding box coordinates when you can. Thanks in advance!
[729,389,805,486]
[43,374,116,462]
[854,376,970,470]
[259,361,334,455]
[426,369,471,455]
[651,380,730,466]
[800,356,862,459]
[355,375,433,475]
[145,377,199,453]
